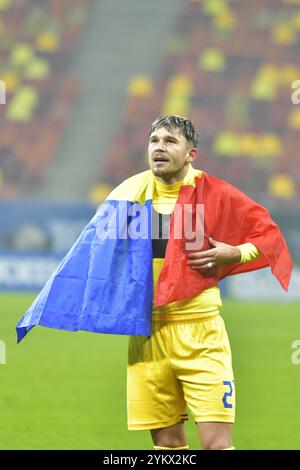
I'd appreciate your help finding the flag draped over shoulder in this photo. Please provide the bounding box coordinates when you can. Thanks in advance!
[16,171,155,343]
[154,171,293,306]
[16,168,293,343]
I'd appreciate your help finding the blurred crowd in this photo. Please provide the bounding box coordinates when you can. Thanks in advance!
[1,0,299,203]
[92,0,300,203]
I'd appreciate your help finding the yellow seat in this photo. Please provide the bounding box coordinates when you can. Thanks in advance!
[268,174,295,198]
[199,49,226,71]
[259,134,282,157]
[0,0,11,11]
[24,57,50,80]
[272,24,296,44]
[6,86,39,122]
[213,9,237,30]
[202,0,228,16]
[10,43,34,67]
[0,71,19,92]
[239,134,259,156]
[214,133,241,157]
[128,76,153,97]
[288,109,300,129]
[36,32,59,53]
[279,65,300,86]
[162,95,190,116]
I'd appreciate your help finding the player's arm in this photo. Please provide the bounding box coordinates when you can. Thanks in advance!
[236,242,261,264]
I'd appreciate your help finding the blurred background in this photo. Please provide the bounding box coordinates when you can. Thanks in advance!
[0,0,300,450]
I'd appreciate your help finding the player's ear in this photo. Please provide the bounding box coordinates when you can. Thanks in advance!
[187,148,197,162]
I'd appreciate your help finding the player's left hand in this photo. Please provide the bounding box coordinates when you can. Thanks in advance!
[186,237,241,277]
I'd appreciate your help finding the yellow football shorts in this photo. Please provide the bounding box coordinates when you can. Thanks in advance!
[127,312,235,430]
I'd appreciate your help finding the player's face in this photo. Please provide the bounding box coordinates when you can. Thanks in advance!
[148,127,196,183]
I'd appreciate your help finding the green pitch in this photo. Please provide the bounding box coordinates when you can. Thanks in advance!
[0,293,299,450]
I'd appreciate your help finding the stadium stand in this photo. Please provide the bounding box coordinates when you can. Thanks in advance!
[1,0,299,204]
[0,0,87,198]
[92,0,300,203]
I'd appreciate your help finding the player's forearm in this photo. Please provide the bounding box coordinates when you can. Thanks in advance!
[237,242,261,264]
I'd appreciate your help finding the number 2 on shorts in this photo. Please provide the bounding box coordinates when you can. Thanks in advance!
[222,380,233,408]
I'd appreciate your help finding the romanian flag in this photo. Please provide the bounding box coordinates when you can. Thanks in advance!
[16,168,293,343]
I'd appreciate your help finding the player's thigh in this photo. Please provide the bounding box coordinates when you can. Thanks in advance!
[172,316,235,422]
[151,421,187,447]
[182,379,235,424]
[197,422,233,450]
[127,332,187,430]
